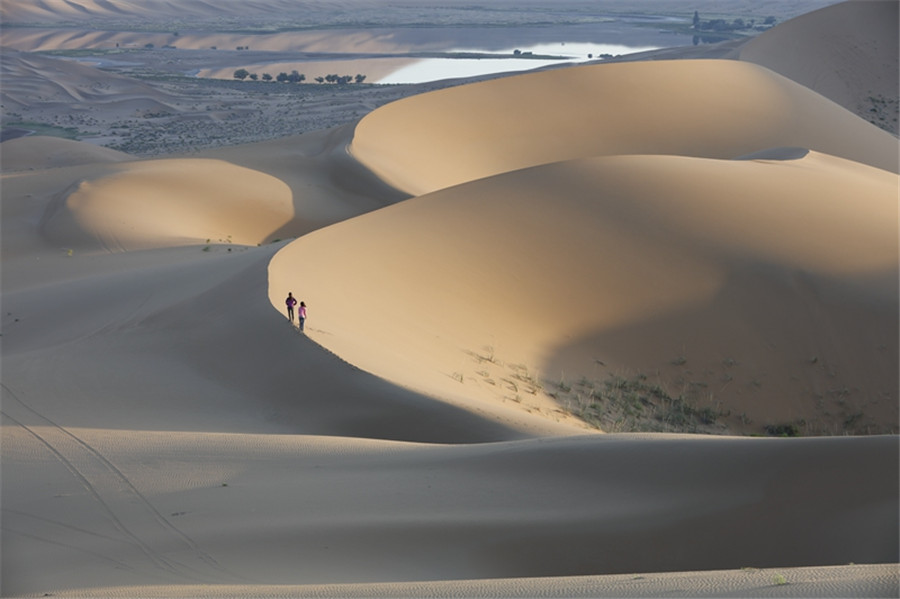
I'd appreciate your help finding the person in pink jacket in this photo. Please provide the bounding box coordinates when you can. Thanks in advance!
[298,301,307,331]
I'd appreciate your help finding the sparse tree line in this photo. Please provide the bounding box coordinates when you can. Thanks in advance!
[234,68,366,84]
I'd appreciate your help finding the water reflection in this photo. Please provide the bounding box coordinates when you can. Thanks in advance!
[377,42,660,84]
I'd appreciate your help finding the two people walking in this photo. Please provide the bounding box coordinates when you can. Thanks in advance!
[285,292,307,331]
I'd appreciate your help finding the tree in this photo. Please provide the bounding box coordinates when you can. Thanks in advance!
[693,10,700,29]
[262,73,273,82]
[355,74,367,84]
[288,70,305,83]
[276,72,289,83]
[249,73,258,80]
[233,68,250,80]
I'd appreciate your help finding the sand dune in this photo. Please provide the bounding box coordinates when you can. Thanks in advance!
[1,0,318,23]
[351,59,898,196]
[3,427,897,594]
[270,150,898,436]
[37,158,294,252]
[2,1,898,597]
[0,50,179,110]
[737,0,899,134]
[198,125,410,237]
[0,135,131,169]
[0,27,421,56]
[54,564,900,598]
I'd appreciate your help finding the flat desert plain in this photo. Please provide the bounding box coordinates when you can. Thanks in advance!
[1,1,898,597]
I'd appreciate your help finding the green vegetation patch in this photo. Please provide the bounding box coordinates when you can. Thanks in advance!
[3,121,82,140]
[552,371,729,434]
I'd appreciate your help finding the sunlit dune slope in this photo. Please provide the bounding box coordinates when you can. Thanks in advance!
[270,150,898,434]
[737,0,899,133]
[1,135,132,170]
[351,59,898,196]
[40,158,294,251]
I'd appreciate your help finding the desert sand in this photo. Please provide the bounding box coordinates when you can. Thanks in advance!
[2,1,898,597]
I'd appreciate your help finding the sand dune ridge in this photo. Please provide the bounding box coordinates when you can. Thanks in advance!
[351,59,898,196]
[38,158,295,252]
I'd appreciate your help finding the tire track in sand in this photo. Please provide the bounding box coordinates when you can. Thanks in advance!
[1,382,239,583]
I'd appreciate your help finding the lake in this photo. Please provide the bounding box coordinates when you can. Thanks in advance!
[375,42,663,84]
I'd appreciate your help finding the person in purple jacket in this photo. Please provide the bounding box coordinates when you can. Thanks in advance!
[285,292,297,323]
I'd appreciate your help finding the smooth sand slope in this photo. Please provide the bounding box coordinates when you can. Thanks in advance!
[39,158,295,251]
[3,425,897,595]
[351,59,898,197]
[2,1,899,597]
[47,564,900,599]
[271,150,898,436]
[0,136,131,170]
[737,0,899,134]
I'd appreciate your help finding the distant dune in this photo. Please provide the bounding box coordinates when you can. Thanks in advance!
[351,59,897,196]
[39,158,295,252]
[0,50,180,108]
[738,0,899,133]
[1,1,897,598]
[0,135,132,169]
[0,0,319,22]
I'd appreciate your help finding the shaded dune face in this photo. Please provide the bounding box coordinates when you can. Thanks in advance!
[40,158,295,252]
[271,147,898,434]
[350,59,899,196]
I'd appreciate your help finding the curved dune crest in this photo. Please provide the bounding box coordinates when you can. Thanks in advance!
[351,59,899,196]
[0,135,132,170]
[41,158,294,251]
[270,150,898,433]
